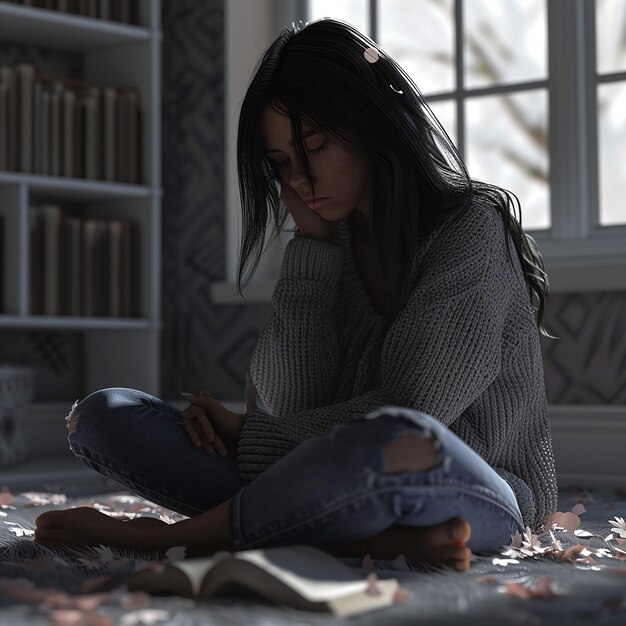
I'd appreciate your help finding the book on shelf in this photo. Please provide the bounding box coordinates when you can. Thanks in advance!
[0,63,142,184]
[84,85,100,180]
[48,79,64,177]
[28,209,43,315]
[40,204,65,316]
[62,88,76,177]
[102,87,116,181]
[17,63,34,173]
[90,544,403,618]
[0,65,17,172]
[29,204,140,317]
[64,216,82,316]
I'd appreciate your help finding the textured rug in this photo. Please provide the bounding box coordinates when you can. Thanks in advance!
[1,476,626,625]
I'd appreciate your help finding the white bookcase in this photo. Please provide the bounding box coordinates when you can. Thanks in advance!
[0,1,163,414]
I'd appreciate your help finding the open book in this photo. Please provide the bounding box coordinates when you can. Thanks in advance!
[91,544,402,617]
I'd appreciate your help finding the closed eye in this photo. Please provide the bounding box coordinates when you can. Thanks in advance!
[273,140,329,169]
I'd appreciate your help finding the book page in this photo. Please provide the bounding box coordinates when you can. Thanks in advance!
[231,545,375,603]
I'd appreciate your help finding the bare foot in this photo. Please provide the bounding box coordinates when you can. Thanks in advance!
[323,517,472,572]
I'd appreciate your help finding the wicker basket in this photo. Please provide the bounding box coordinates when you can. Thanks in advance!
[0,365,35,468]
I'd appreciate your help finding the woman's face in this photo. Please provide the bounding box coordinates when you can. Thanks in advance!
[261,105,372,223]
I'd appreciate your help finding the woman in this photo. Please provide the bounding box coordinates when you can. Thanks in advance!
[35,18,558,573]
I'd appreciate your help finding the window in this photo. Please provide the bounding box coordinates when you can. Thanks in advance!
[214,0,626,304]
[308,0,626,234]
[596,0,626,226]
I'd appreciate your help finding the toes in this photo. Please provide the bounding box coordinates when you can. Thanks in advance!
[441,545,471,572]
[36,512,58,529]
[442,545,470,561]
[451,558,470,572]
[447,517,471,544]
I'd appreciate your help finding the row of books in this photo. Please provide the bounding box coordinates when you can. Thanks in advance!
[5,0,140,24]
[29,204,141,317]
[0,63,142,183]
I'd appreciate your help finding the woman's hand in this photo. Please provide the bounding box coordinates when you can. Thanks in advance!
[280,181,337,243]
[181,393,248,457]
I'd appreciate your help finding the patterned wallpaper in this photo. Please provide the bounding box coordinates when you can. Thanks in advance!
[540,293,626,404]
[159,0,271,402]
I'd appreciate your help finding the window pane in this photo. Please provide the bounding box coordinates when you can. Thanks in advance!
[596,0,626,75]
[426,100,457,148]
[466,90,549,230]
[463,0,547,89]
[378,0,455,96]
[307,0,368,34]
[598,82,626,226]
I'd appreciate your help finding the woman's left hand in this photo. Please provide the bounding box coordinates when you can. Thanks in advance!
[34,507,164,551]
[182,394,249,452]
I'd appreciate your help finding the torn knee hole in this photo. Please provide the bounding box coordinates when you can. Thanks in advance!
[383,431,442,474]
[65,399,80,433]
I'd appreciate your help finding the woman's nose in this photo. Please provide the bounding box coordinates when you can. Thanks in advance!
[287,157,312,187]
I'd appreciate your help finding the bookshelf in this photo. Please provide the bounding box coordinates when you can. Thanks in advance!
[0,0,163,417]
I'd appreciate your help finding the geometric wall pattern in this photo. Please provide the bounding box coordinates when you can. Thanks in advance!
[159,0,273,402]
[540,292,626,404]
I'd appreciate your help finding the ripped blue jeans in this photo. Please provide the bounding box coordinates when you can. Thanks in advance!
[66,388,525,556]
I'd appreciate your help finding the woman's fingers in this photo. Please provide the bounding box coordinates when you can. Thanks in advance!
[210,431,229,457]
[182,405,213,453]
[185,404,215,442]
[182,404,229,457]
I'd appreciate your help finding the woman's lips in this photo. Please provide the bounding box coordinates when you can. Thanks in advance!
[305,197,328,209]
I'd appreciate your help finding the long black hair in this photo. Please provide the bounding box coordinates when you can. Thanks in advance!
[236,17,556,338]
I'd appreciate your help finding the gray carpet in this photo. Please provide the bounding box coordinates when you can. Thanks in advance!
[1,476,626,625]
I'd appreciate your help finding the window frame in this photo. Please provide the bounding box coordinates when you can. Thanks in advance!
[214,0,626,305]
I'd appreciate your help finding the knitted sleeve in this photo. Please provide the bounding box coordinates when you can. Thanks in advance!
[238,207,511,482]
[247,231,345,417]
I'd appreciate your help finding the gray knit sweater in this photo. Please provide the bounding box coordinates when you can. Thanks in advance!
[237,200,558,532]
